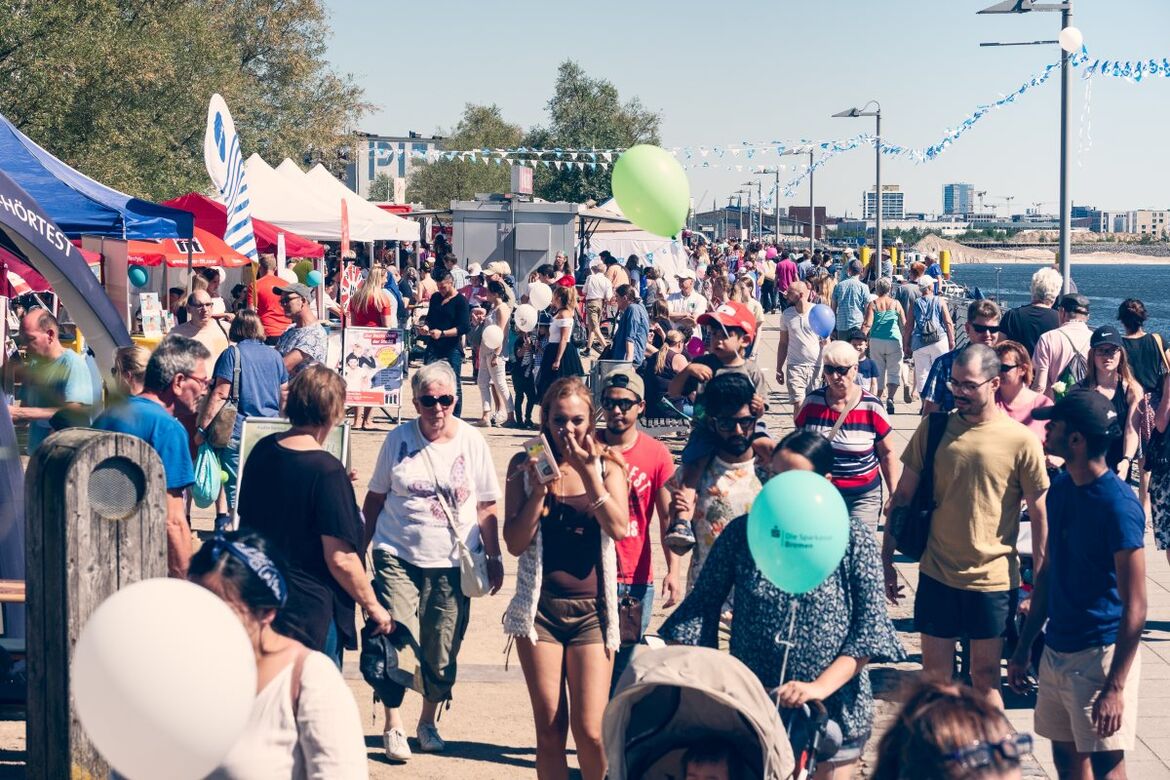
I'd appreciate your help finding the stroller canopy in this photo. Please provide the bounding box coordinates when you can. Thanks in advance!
[604,646,795,779]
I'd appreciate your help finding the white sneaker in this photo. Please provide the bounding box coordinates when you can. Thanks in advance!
[383,728,412,762]
[416,722,446,753]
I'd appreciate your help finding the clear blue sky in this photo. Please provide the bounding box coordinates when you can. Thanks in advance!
[323,0,1169,218]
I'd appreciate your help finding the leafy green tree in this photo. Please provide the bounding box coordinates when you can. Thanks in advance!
[0,0,368,201]
[368,174,396,202]
[524,61,661,204]
[406,104,522,209]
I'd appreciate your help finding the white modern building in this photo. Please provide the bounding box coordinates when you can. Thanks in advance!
[863,185,905,220]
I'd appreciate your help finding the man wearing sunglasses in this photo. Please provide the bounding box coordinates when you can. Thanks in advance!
[595,367,679,692]
[95,335,212,578]
[273,282,327,379]
[921,300,1002,415]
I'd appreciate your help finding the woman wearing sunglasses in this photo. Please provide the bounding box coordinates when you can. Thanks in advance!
[796,341,898,536]
[503,377,630,780]
[994,340,1052,442]
[873,681,1033,780]
[360,360,505,762]
[1078,325,1143,478]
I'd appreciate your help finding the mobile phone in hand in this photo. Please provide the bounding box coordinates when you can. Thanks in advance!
[523,434,561,484]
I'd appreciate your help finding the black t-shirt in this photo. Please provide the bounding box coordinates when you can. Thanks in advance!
[1122,333,1166,395]
[541,496,600,599]
[1000,303,1060,356]
[425,291,471,355]
[237,434,364,650]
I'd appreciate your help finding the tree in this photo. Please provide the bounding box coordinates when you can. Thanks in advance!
[524,61,661,204]
[406,104,522,209]
[368,174,396,202]
[0,0,369,201]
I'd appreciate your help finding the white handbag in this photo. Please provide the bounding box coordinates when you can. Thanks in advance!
[418,425,491,598]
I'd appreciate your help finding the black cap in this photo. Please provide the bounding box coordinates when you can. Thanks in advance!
[1057,293,1090,314]
[1032,387,1121,438]
[1090,325,1124,349]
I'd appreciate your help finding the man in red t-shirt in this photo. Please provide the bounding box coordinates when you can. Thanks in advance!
[596,366,678,692]
[250,253,291,344]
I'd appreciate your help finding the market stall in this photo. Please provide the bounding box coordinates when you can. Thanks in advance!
[162,193,325,258]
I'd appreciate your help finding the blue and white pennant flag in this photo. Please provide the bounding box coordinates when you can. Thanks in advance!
[203,94,258,261]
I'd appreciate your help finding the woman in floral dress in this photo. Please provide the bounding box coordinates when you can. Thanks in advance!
[660,430,905,780]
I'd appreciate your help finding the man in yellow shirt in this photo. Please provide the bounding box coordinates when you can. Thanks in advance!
[884,343,1049,710]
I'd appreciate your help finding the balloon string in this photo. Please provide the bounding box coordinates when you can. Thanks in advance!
[774,599,800,710]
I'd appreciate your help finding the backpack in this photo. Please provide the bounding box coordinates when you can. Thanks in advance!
[571,314,587,350]
[914,297,942,346]
[1054,330,1088,398]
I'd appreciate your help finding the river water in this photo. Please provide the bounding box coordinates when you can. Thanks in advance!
[950,263,1170,336]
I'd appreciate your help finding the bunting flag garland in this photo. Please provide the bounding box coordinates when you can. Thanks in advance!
[358,45,1161,191]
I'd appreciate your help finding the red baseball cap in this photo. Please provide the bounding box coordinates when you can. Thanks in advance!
[698,301,757,340]
[556,276,576,288]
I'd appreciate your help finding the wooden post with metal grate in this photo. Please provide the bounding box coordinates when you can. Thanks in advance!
[25,429,167,778]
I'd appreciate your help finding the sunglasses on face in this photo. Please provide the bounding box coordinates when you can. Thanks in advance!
[189,302,214,309]
[418,394,455,408]
[999,363,1019,373]
[823,364,854,377]
[713,415,758,433]
[970,323,1001,334]
[601,396,640,412]
[280,296,301,306]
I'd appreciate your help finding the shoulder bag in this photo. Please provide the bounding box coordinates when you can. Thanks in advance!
[202,344,240,448]
[887,412,949,561]
[417,422,491,597]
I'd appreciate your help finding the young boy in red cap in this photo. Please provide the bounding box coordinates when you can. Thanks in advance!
[664,300,767,553]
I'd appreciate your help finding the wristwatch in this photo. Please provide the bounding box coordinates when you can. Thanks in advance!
[486,554,503,563]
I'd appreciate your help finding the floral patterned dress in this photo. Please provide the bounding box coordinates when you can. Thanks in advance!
[659,515,906,744]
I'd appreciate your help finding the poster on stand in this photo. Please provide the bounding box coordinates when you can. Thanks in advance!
[342,327,405,409]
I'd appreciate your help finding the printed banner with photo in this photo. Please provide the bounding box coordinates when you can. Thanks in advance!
[342,327,405,406]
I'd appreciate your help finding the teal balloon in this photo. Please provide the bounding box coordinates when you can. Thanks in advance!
[306,270,323,287]
[747,471,849,594]
[128,266,149,288]
[611,144,690,238]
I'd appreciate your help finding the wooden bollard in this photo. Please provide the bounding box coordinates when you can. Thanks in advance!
[25,429,167,779]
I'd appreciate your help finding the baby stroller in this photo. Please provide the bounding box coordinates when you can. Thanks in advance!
[603,646,795,779]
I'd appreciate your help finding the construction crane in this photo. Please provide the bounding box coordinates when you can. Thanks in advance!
[975,190,988,213]
[1029,200,1055,215]
[986,194,1015,217]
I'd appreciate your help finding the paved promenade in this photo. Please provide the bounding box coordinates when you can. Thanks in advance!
[4,313,1170,778]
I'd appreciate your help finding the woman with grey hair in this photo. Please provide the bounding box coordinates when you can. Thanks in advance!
[863,277,908,415]
[361,359,505,761]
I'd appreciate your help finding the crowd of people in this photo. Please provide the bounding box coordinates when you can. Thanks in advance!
[4,235,1161,779]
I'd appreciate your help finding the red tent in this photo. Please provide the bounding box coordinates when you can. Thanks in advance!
[162,193,325,259]
[127,226,251,268]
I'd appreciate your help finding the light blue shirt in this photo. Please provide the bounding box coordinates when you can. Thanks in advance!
[612,302,650,366]
[832,278,869,333]
[20,350,94,452]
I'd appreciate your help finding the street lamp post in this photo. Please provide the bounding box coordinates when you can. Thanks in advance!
[978,0,1075,294]
[808,150,816,254]
[833,101,883,276]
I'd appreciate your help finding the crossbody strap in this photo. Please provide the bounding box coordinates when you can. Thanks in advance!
[289,647,310,718]
[415,421,461,546]
[919,412,950,498]
[825,391,863,442]
[1153,333,1170,373]
[229,344,241,403]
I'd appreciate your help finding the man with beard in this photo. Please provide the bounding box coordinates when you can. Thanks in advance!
[667,372,764,595]
[596,367,679,691]
[94,335,212,577]
[885,343,1048,710]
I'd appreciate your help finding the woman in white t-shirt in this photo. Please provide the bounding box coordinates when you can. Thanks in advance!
[193,531,368,780]
[360,360,505,762]
[538,284,585,399]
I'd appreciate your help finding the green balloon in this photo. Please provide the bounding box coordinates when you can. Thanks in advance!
[611,144,690,238]
[746,471,849,595]
[293,260,314,283]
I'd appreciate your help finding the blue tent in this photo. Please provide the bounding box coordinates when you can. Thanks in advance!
[0,113,192,240]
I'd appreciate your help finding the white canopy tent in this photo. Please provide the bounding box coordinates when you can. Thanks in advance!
[303,163,419,242]
[243,154,346,240]
[272,158,416,243]
[583,199,689,290]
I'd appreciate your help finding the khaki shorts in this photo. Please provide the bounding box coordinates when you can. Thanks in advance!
[1035,644,1140,752]
[585,300,604,333]
[786,363,818,408]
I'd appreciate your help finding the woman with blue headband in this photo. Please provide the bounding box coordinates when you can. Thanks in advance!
[193,531,368,779]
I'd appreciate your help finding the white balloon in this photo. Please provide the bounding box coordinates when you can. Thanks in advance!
[277,266,298,284]
[513,303,538,333]
[72,579,257,780]
[481,324,504,351]
[528,281,553,310]
[1058,26,1083,54]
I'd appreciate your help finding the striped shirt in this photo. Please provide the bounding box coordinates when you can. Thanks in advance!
[795,388,892,495]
